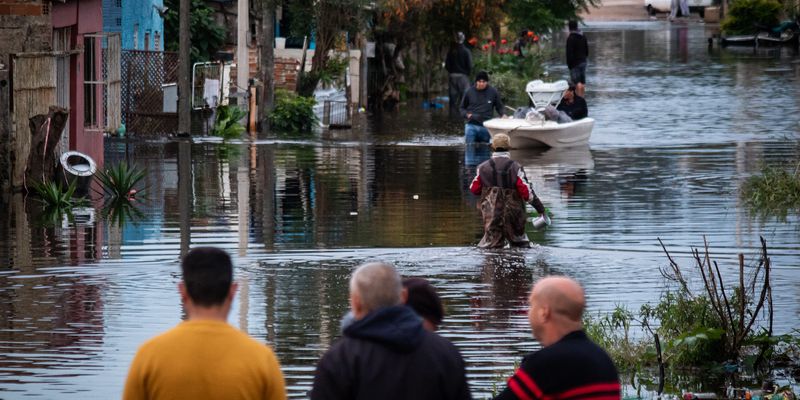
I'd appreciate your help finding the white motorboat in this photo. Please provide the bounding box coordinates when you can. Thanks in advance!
[483,80,594,148]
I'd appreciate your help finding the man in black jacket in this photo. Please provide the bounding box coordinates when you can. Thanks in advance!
[310,262,471,400]
[556,85,587,121]
[565,20,589,97]
[493,276,620,400]
[460,71,504,144]
[445,32,472,112]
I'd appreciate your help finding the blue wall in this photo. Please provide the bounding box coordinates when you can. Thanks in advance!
[103,0,164,50]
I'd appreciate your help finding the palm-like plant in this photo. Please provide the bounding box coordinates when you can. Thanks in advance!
[96,163,147,199]
[31,179,88,208]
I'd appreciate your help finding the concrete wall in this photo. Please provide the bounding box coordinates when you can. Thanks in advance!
[0,6,52,193]
[121,0,163,50]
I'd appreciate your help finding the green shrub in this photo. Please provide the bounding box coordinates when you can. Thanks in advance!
[721,0,783,35]
[211,105,247,140]
[268,89,318,133]
[740,160,800,217]
[472,46,550,107]
[31,179,87,208]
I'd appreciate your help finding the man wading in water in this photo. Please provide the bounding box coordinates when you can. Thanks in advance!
[469,134,547,248]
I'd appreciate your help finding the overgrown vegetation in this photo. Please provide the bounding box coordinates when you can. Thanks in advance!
[268,89,318,133]
[297,55,349,97]
[472,43,551,106]
[585,237,800,396]
[740,160,800,217]
[163,0,226,62]
[721,0,783,35]
[96,163,147,200]
[211,105,248,140]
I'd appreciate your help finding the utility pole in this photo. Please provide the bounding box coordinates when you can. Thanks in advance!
[259,0,274,133]
[236,0,249,106]
[178,0,191,135]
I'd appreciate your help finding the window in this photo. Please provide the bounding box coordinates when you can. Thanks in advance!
[154,31,160,51]
[83,36,97,128]
[144,32,150,51]
[115,0,121,7]
[116,17,121,26]
[133,24,138,49]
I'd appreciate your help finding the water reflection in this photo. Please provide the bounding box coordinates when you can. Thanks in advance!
[0,22,798,398]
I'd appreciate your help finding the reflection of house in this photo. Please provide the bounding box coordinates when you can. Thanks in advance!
[102,0,164,50]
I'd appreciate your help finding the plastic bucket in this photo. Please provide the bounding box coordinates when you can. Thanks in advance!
[59,151,97,197]
[532,214,551,230]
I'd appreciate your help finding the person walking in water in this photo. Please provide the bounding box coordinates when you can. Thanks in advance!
[469,133,547,248]
[565,20,588,98]
[445,32,472,113]
[460,71,504,144]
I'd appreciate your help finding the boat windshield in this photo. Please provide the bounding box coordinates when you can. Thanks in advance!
[525,80,569,111]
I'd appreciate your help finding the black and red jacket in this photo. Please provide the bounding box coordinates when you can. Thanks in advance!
[494,330,620,400]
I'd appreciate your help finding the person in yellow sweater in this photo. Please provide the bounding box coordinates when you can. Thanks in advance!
[123,247,286,400]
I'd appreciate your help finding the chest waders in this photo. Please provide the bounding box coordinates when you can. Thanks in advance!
[477,159,530,248]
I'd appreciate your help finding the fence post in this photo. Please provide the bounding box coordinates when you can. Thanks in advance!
[0,64,10,196]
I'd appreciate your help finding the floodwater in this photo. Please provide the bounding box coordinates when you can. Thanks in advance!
[1,22,800,399]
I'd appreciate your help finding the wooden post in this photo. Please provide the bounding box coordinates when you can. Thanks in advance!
[259,1,274,133]
[178,0,191,135]
[0,66,9,196]
[236,0,249,106]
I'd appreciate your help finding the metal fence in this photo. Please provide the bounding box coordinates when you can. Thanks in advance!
[121,50,179,135]
[322,100,351,129]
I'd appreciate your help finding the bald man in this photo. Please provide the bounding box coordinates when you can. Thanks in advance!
[494,276,620,400]
[311,263,471,400]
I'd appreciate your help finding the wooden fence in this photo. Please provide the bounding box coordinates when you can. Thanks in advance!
[11,53,56,188]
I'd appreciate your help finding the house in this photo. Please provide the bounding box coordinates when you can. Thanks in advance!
[52,0,106,167]
[103,0,164,50]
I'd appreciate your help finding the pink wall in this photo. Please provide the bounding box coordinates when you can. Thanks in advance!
[53,0,104,169]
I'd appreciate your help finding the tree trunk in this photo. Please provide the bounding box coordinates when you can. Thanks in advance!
[259,1,274,133]
[492,22,501,54]
[178,0,191,134]
[26,107,69,186]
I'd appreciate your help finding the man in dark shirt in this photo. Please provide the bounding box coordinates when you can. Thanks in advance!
[494,276,620,400]
[445,32,473,112]
[565,20,589,98]
[311,262,471,400]
[460,71,504,144]
[557,85,588,120]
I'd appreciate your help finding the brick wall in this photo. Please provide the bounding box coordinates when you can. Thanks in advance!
[274,57,299,91]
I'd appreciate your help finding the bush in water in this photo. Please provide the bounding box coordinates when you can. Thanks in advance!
[721,0,783,35]
[268,89,318,133]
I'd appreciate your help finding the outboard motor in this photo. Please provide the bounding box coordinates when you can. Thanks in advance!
[59,151,97,197]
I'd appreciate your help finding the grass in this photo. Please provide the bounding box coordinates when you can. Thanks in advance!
[740,161,800,217]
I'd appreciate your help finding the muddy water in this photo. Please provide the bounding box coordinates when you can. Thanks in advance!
[1,22,799,398]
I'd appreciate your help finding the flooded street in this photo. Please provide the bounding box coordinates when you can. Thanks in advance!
[1,22,799,398]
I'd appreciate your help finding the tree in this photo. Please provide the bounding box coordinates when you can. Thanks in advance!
[504,0,600,33]
[163,0,226,62]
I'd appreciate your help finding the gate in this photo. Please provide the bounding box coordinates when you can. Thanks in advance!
[121,50,179,134]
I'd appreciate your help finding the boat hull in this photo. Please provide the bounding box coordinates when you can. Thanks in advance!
[483,117,594,148]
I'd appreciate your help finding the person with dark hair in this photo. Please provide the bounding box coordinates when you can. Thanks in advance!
[513,30,532,57]
[403,277,445,331]
[311,262,471,400]
[566,20,588,98]
[460,71,504,144]
[124,247,286,400]
[493,276,620,400]
[445,32,473,112]
[469,134,547,248]
[556,84,587,120]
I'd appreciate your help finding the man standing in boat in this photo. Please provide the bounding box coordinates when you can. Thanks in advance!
[469,133,547,248]
[565,20,588,98]
[460,71,504,144]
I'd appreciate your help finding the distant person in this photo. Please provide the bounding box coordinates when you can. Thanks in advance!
[565,20,588,98]
[493,276,620,400]
[460,71,504,144]
[556,84,588,120]
[445,32,473,112]
[670,0,690,21]
[513,30,529,57]
[123,247,286,400]
[403,277,445,332]
[311,262,471,400]
[469,133,547,248]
